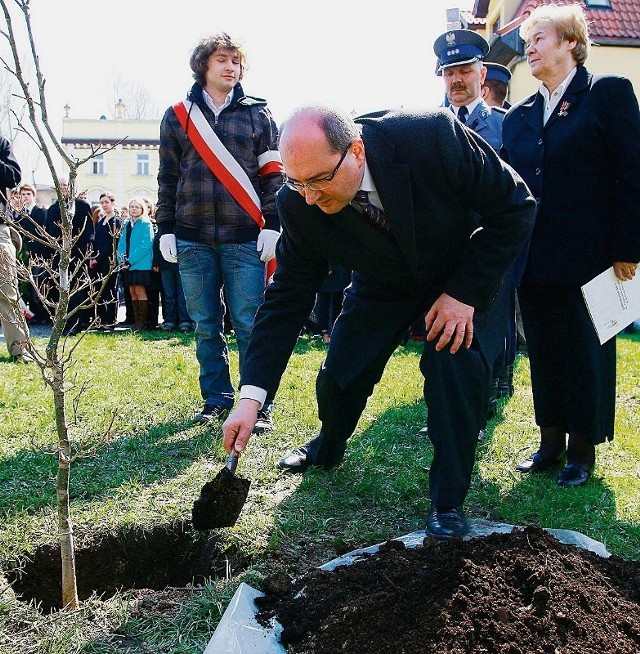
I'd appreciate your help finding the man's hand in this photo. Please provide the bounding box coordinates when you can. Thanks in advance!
[424,293,475,353]
[159,234,178,263]
[222,398,260,454]
[613,261,638,282]
[256,229,280,262]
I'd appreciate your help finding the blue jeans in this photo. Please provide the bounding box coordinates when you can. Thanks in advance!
[177,239,266,408]
[160,264,191,326]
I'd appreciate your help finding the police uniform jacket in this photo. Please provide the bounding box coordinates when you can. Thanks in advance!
[463,99,505,151]
[241,108,536,395]
[502,65,640,286]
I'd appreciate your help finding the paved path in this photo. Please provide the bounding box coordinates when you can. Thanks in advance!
[1,304,130,350]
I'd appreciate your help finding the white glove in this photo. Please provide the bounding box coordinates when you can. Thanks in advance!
[256,229,280,263]
[159,234,178,263]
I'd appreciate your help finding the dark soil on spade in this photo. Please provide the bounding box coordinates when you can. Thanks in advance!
[256,526,640,654]
[192,466,251,530]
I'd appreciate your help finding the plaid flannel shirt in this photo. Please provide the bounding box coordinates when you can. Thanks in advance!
[155,82,283,245]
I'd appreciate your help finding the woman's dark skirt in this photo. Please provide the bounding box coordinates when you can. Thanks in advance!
[122,268,153,288]
[518,283,616,444]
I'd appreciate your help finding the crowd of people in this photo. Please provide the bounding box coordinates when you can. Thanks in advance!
[1,180,196,341]
[2,4,639,541]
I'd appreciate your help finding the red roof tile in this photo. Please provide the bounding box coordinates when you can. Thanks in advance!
[509,0,640,43]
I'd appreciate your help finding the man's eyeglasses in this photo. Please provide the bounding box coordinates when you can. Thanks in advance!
[284,143,352,193]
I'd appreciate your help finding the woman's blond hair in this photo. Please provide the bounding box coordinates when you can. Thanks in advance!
[521,3,591,65]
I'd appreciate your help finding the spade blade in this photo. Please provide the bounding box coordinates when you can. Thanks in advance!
[192,455,250,530]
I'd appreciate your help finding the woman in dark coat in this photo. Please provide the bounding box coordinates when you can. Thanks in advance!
[90,193,122,329]
[502,4,640,487]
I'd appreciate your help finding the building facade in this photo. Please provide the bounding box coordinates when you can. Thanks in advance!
[465,0,640,105]
[61,101,160,208]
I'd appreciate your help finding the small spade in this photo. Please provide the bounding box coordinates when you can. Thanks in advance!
[191,452,250,530]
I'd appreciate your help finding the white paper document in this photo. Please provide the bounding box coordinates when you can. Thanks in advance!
[581,266,640,344]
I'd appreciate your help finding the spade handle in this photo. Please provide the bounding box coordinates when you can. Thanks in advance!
[226,452,239,474]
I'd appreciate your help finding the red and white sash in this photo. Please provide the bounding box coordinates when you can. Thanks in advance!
[172,100,283,228]
[173,100,282,280]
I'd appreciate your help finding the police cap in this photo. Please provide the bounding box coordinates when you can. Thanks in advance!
[484,62,512,85]
[433,29,490,75]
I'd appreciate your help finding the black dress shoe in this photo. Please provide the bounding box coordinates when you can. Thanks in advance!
[557,463,591,487]
[515,450,564,473]
[425,506,467,539]
[278,447,313,473]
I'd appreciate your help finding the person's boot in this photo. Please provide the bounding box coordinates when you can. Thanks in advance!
[137,300,149,331]
[131,300,143,331]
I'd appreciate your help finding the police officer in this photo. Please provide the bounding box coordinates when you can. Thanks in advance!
[482,62,512,109]
[433,29,515,429]
[433,29,505,151]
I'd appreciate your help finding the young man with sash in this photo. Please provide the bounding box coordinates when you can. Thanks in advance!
[156,33,283,431]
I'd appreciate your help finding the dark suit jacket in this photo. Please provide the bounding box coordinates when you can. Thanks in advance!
[0,136,21,213]
[242,108,536,395]
[502,65,640,286]
[46,197,95,262]
[19,204,48,257]
[93,215,122,271]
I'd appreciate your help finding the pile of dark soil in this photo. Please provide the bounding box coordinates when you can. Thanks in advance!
[256,526,640,653]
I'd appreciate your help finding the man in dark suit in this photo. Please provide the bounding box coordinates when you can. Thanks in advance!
[223,105,535,538]
[46,177,95,335]
[18,183,50,324]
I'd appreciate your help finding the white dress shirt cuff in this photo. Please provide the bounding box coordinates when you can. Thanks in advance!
[239,385,267,408]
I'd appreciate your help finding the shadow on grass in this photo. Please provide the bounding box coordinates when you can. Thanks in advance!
[0,330,334,523]
[473,464,640,559]
[0,416,224,520]
[264,386,639,564]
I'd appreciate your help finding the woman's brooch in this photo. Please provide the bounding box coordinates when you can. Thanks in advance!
[557,101,570,117]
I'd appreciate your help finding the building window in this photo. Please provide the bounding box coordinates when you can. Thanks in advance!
[92,154,105,175]
[136,153,150,176]
[584,0,610,6]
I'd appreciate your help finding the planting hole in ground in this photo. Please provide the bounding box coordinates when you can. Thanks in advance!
[4,519,249,613]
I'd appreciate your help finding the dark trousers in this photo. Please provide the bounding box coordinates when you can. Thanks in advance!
[492,269,517,376]
[160,264,191,325]
[147,273,161,328]
[315,291,344,335]
[94,260,119,326]
[518,283,615,443]
[305,282,507,509]
[65,264,92,331]
[28,265,49,322]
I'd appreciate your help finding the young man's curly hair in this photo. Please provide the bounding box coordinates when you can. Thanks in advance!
[189,32,247,86]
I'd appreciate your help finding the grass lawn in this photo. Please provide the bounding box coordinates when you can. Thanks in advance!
[0,327,638,653]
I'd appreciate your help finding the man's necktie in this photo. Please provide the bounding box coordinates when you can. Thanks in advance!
[352,191,390,231]
[457,105,468,124]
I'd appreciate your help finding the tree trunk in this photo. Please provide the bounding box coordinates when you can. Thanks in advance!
[53,380,79,610]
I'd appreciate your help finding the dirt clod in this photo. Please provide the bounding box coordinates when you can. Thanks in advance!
[256,526,640,654]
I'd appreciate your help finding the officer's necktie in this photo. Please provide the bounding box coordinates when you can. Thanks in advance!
[352,191,390,231]
[457,105,468,124]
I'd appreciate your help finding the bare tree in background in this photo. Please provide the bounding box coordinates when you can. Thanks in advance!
[1,0,123,610]
[110,74,159,120]
[0,65,41,182]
